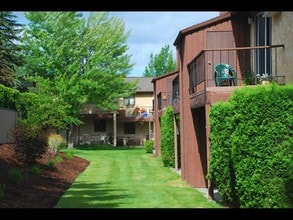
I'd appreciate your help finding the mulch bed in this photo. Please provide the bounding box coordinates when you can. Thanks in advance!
[0,144,90,208]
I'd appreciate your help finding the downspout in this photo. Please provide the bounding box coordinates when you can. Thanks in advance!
[174,114,178,170]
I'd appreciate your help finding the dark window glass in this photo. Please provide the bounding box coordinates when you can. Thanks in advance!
[158,93,162,110]
[124,122,135,134]
[94,119,106,132]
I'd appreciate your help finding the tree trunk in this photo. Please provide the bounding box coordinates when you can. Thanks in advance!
[67,124,73,149]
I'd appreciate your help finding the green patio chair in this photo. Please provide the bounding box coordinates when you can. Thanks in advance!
[214,63,237,86]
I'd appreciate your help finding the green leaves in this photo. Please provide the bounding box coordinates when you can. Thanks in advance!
[208,84,293,208]
[18,12,137,129]
[160,106,175,167]
[143,44,177,77]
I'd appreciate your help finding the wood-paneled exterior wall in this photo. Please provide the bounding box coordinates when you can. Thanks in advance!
[175,12,250,188]
[153,11,290,190]
[152,71,178,157]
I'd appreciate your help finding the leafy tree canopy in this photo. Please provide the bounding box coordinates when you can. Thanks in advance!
[143,44,177,77]
[18,12,137,129]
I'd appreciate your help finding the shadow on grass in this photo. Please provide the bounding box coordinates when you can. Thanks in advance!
[55,181,135,208]
[73,144,144,151]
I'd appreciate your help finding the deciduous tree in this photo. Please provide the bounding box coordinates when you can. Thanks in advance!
[19,12,137,130]
[143,44,176,77]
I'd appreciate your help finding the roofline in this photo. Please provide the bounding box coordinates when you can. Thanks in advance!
[125,76,153,79]
[151,70,179,83]
[173,12,232,46]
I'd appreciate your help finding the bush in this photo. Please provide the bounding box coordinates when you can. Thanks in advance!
[11,125,48,166]
[48,160,55,169]
[65,150,74,159]
[144,139,154,154]
[160,106,175,167]
[30,165,43,175]
[9,168,23,184]
[54,155,63,163]
[208,84,293,208]
[48,133,66,155]
[207,101,239,207]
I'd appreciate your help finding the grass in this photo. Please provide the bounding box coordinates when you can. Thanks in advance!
[56,145,224,208]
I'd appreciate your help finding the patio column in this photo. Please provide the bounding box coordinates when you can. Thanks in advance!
[113,111,117,147]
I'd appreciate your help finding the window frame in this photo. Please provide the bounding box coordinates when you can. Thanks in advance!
[124,94,135,106]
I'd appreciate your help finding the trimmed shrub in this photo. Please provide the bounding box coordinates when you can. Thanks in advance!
[208,83,293,208]
[145,139,154,154]
[0,84,19,109]
[230,84,293,208]
[160,106,175,167]
[11,125,47,166]
[207,101,239,207]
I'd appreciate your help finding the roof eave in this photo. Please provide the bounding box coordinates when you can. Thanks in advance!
[173,12,232,47]
[151,70,179,83]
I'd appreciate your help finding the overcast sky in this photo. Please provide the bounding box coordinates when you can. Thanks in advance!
[13,11,219,77]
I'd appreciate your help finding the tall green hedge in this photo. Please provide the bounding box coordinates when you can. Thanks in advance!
[0,84,20,109]
[208,83,293,208]
[207,101,239,207]
[160,106,175,167]
[0,84,39,124]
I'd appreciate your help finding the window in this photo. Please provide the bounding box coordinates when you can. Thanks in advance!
[158,93,162,110]
[94,119,106,132]
[173,76,179,103]
[124,95,135,106]
[254,12,272,76]
[124,122,135,134]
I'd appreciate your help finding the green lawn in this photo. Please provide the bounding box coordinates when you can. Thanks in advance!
[56,145,224,208]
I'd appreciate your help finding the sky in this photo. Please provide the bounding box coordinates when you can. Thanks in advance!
[13,11,219,77]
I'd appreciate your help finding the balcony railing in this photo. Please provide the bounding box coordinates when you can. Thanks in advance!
[118,105,154,122]
[80,103,154,121]
[188,44,285,96]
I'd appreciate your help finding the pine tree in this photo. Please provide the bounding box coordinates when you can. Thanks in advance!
[0,11,23,87]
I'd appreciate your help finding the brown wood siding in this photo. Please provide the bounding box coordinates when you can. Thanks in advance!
[179,19,234,188]
[206,30,236,67]
[206,87,239,104]
[168,13,252,188]
[153,72,178,157]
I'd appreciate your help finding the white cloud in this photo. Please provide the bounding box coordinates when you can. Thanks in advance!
[109,11,219,76]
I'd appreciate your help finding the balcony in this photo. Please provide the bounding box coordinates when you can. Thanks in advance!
[80,103,154,122]
[117,105,154,122]
[188,45,285,108]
